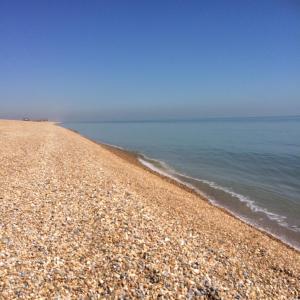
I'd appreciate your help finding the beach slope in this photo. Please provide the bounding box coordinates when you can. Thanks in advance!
[0,120,299,299]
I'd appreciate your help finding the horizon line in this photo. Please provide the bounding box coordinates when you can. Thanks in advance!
[61,114,300,124]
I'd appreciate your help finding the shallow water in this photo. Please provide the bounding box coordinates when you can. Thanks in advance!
[63,116,300,249]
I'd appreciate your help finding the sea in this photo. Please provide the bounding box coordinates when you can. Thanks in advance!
[63,116,300,250]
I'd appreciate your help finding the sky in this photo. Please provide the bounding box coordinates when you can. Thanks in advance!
[0,0,299,121]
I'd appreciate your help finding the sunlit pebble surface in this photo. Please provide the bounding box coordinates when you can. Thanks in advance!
[0,120,299,299]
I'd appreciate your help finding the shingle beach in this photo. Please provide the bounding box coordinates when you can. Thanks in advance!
[0,120,299,299]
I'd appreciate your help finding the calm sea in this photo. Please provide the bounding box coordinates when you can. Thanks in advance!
[63,116,300,249]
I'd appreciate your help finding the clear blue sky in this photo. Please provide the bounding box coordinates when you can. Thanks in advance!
[0,0,299,121]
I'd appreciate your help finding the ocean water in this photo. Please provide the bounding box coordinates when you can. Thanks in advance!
[63,116,300,249]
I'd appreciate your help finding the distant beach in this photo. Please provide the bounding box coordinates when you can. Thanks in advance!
[0,119,299,298]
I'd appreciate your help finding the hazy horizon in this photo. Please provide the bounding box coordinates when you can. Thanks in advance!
[1,0,299,121]
[1,113,300,123]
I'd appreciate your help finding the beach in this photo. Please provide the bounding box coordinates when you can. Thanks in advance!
[0,120,299,299]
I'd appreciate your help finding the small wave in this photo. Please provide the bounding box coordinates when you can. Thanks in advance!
[138,156,300,250]
[101,142,126,151]
[138,154,177,173]
[178,174,296,231]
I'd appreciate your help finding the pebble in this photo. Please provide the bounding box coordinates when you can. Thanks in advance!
[0,120,299,299]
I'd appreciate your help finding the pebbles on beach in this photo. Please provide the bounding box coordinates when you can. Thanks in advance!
[0,120,299,299]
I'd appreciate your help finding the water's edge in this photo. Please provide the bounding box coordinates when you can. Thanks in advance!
[60,124,300,252]
[137,155,300,252]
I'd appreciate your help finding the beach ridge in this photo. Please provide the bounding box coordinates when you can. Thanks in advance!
[64,124,300,253]
[0,120,299,299]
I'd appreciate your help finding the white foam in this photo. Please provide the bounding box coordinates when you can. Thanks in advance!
[178,174,294,231]
[138,157,300,251]
[101,142,126,150]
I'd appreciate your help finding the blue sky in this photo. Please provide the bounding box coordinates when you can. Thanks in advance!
[0,0,299,121]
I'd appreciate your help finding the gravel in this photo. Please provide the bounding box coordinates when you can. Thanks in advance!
[0,120,299,299]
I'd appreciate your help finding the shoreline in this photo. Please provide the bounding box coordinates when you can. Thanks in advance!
[63,125,299,253]
[1,120,299,298]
